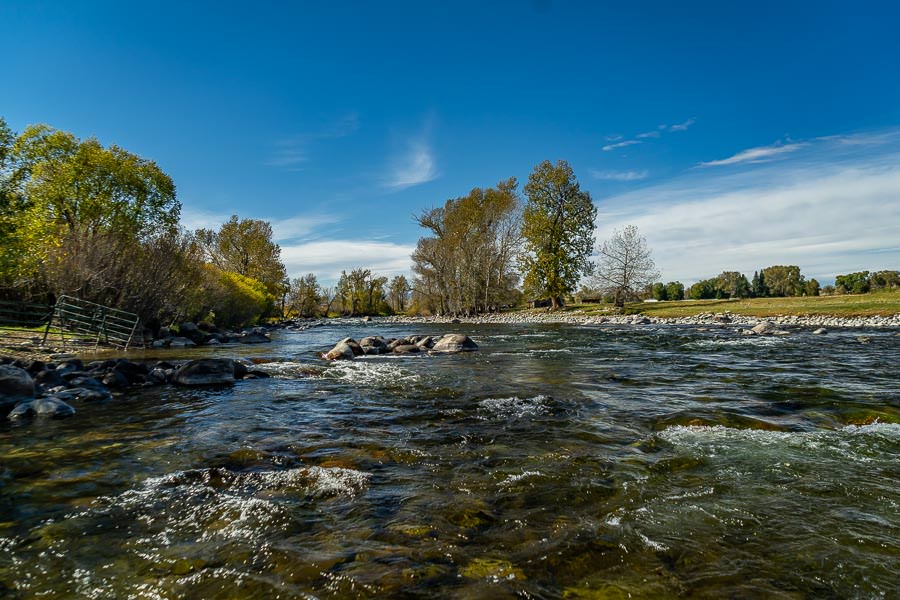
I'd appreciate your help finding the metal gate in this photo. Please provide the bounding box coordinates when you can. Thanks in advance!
[43,296,144,350]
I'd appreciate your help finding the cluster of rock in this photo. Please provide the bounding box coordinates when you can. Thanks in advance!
[0,356,269,421]
[151,322,272,348]
[323,333,478,360]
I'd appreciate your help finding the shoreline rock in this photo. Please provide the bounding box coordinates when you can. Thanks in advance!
[322,333,478,360]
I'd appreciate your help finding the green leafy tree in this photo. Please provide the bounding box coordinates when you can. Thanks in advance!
[869,270,900,291]
[761,265,805,297]
[835,271,870,294]
[803,278,821,297]
[388,275,411,313]
[288,273,322,317]
[196,215,287,298]
[665,281,685,301]
[650,282,668,301]
[520,160,597,309]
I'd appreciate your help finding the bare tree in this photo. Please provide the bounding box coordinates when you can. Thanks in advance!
[592,225,659,307]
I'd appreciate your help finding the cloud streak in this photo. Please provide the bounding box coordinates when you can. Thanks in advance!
[698,141,806,167]
[385,135,438,191]
[266,112,360,170]
[602,139,642,152]
[591,169,649,181]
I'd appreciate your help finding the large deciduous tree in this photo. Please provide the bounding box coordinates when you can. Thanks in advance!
[412,178,522,315]
[196,215,287,297]
[592,225,659,307]
[520,160,596,309]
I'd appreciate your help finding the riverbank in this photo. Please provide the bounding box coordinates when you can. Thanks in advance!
[378,310,900,328]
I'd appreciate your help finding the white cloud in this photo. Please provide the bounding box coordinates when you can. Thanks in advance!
[668,118,696,132]
[593,139,900,284]
[591,169,649,181]
[280,240,415,284]
[385,138,438,190]
[636,130,661,139]
[698,141,806,167]
[270,214,342,242]
[179,206,231,231]
[602,139,642,152]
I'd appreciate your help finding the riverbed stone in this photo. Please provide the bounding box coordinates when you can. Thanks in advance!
[173,359,236,386]
[324,341,356,360]
[392,344,420,354]
[8,397,76,420]
[238,332,271,344]
[0,365,35,399]
[750,321,776,335]
[431,333,478,353]
[53,387,113,403]
[168,337,197,348]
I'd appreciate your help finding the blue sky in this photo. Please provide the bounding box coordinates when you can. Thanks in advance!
[2,1,899,285]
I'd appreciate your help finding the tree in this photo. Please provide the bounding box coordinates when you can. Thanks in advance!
[751,270,768,298]
[196,215,287,297]
[520,160,597,309]
[835,271,870,295]
[761,265,805,297]
[412,178,522,315]
[650,282,668,301]
[287,273,321,317]
[868,270,900,291]
[388,275,411,313]
[592,225,659,307]
[803,278,821,297]
[665,281,685,301]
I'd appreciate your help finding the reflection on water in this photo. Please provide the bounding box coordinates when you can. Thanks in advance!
[1,323,898,598]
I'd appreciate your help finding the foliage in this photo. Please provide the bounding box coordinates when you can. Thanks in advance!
[760,265,805,297]
[520,161,596,309]
[666,281,685,301]
[287,273,322,317]
[689,271,752,299]
[412,178,522,315]
[196,215,287,298]
[336,268,390,316]
[592,225,659,307]
[387,275,411,314]
[196,266,274,327]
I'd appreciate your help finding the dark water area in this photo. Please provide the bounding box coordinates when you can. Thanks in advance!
[1,323,898,598]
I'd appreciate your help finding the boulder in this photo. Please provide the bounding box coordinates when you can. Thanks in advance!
[324,341,356,360]
[8,397,76,420]
[339,338,364,356]
[173,359,236,386]
[0,365,35,399]
[33,369,65,389]
[168,337,197,348]
[750,321,776,335]
[392,344,420,354]
[431,334,478,353]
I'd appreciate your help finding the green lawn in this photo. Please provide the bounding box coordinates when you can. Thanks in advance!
[553,291,900,318]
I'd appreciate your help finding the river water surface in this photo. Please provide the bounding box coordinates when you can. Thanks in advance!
[1,323,898,598]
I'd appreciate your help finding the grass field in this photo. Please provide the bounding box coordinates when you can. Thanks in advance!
[552,291,900,318]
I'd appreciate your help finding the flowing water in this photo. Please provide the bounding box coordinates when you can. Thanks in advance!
[1,323,898,599]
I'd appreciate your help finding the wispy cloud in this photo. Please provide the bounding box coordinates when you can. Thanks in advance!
[384,124,438,191]
[602,117,696,151]
[668,118,696,132]
[591,169,649,181]
[593,128,900,283]
[266,112,360,171]
[280,239,415,284]
[698,141,806,167]
[270,214,342,243]
[602,139,642,152]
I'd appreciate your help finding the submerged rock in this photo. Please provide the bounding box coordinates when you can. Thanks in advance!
[173,359,236,386]
[812,328,828,335]
[8,397,76,420]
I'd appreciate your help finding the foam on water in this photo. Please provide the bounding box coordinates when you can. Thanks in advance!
[322,359,423,387]
[683,336,781,350]
[477,395,551,419]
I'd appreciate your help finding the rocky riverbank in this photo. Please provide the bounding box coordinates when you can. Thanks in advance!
[0,356,270,421]
[376,311,900,329]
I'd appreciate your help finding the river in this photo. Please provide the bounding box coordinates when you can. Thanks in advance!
[1,323,898,598]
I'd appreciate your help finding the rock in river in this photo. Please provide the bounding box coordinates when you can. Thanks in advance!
[8,397,76,420]
[431,334,478,353]
[173,359,236,386]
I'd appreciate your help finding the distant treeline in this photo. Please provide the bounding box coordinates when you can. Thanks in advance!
[645,266,899,301]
